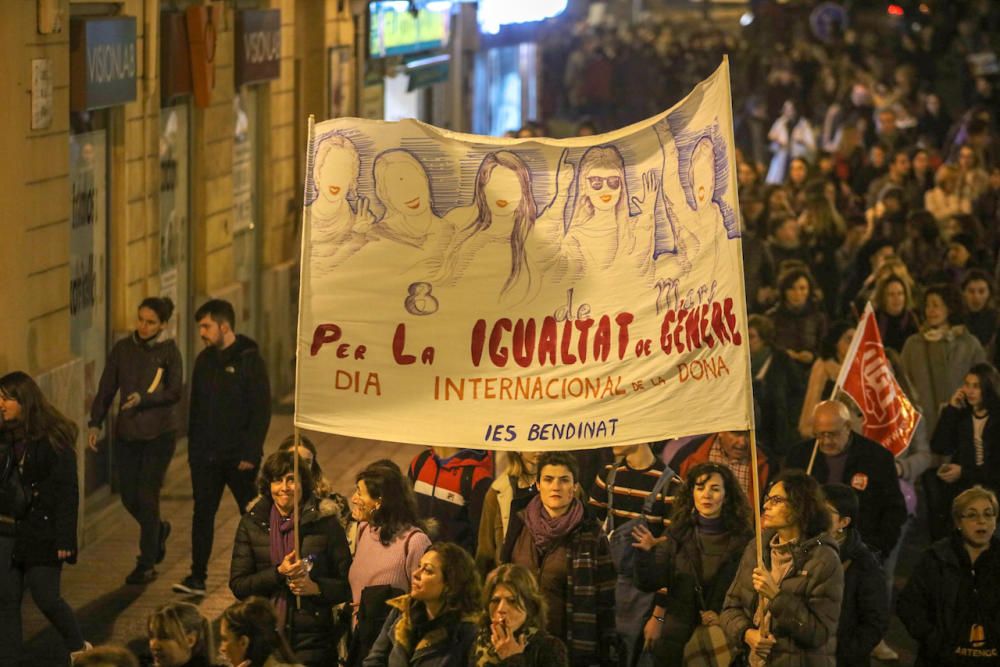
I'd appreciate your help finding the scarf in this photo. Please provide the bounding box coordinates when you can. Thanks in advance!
[695,513,726,535]
[523,495,584,551]
[921,324,966,343]
[749,535,797,667]
[471,626,538,667]
[269,503,297,629]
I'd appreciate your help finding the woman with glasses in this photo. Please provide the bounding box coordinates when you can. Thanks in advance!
[631,462,753,665]
[927,363,1000,541]
[898,485,1000,666]
[562,145,657,284]
[721,471,843,666]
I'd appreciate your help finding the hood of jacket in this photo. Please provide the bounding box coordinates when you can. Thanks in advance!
[244,494,341,528]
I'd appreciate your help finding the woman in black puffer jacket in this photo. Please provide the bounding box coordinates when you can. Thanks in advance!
[229,450,352,666]
[0,371,88,664]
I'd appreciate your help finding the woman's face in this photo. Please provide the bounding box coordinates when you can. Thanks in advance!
[520,451,542,474]
[219,619,248,667]
[317,146,355,206]
[693,472,726,519]
[924,293,949,327]
[484,166,522,219]
[784,277,810,308]
[789,159,807,185]
[947,242,971,268]
[538,464,575,515]
[410,551,445,603]
[747,326,764,354]
[383,160,430,215]
[489,584,528,634]
[957,498,997,548]
[136,307,165,340]
[737,162,756,187]
[912,151,929,174]
[585,167,623,212]
[963,373,983,409]
[0,393,22,422]
[884,281,906,315]
[351,479,378,522]
[149,631,194,667]
[836,328,856,362]
[692,141,716,209]
[762,482,795,531]
[270,472,297,515]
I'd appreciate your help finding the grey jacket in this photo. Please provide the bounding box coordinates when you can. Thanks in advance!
[900,327,985,435]
[721,530,844,667]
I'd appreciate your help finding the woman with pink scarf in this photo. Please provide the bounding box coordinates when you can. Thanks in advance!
[499,451,619,667]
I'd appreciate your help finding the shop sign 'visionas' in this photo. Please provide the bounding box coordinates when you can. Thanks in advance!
[70,16,137,112]
[295,60,752,450]
[236,9,281,86]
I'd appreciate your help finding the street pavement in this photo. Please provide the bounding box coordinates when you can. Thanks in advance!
[20,415,922,665]
[22,414,417,666]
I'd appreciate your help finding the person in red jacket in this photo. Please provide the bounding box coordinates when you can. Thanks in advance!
[408,447,493,555]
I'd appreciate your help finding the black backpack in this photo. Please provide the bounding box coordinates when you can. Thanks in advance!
[0,448,30,520]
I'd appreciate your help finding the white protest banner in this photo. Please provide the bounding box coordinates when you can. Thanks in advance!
[294,58,752,450]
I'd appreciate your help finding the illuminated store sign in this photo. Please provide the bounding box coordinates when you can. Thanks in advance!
[369,1,451,59]
[477,0,567,35]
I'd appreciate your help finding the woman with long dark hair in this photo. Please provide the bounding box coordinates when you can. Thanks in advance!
[0,371,89,663]
[926,362,1000,541]
[348,462,432,663]
[88,296,183,585]
[363,543,480,667]
[721,471,843,666]
[439,151,539,304]
[220,598,302,667]
[631,462,753,665]
[766,266,829,391]
[229,450,352,666]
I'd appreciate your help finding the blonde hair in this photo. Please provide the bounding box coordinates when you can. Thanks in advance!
[873,273,914,312]
[952,485,999,527]
[147,602,215,662]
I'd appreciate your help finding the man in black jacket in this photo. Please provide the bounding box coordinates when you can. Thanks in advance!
[785,400,907,560]
[173,299,271,595]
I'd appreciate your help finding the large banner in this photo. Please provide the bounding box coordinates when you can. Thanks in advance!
[295,59,752,450]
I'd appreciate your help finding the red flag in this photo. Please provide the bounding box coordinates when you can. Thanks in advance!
[835,303,920,456]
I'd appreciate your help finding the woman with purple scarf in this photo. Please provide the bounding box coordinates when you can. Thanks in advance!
[229,450,352,666]
[500,451,619,667]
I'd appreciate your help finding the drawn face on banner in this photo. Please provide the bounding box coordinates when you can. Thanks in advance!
[383,159,430,216]
[484,165,522,220]
[691,138,716,210]
[318,145,355,206]
[585,167,623,212]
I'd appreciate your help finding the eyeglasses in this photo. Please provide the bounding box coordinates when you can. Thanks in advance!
[815,430,845,441]
[960,510,997,522]
[763,495,789,507]
[587,175,622,191]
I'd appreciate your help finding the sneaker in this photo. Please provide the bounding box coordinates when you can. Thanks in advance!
[871,639,899,661]
[125,565,157,585]
[156,521,172,564]
[172,575,206,595]
[70,641,94,664]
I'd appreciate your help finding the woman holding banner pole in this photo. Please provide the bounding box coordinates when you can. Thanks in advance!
[721,471,843,666]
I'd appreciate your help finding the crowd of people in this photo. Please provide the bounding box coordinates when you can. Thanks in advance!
[2,1,1000,666]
